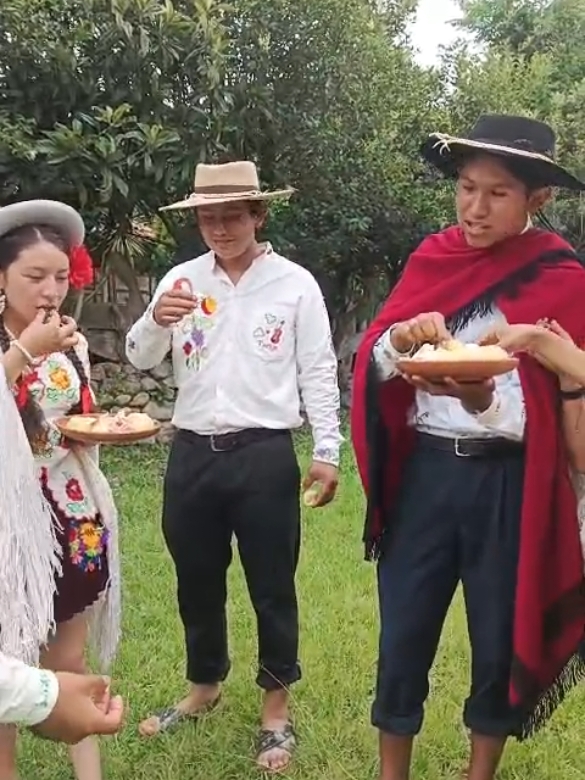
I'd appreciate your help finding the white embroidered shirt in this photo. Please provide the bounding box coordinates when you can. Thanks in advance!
[126,245,342,465]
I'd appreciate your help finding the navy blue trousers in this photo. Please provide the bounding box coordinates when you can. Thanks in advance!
[373,436,524,737]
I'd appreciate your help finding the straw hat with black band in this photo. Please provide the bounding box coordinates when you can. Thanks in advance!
[160,161,295,212]
[421,114,585,191]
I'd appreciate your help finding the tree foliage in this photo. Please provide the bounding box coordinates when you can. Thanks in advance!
[0,0,584,364]
[443,0,585,249]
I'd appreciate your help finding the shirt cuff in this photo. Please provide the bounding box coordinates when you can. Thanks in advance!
[382,327,416,358]
[470,393,503,427]
[312,445,340,467]
[144,304,169,331]
[17,668,59,727]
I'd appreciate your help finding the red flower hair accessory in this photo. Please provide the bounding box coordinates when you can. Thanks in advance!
[69,245,94,289]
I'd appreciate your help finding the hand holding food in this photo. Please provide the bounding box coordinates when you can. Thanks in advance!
[19,309,79,358]
[302,462,339,508]
[152,289,196,327]
[390,312,451,353]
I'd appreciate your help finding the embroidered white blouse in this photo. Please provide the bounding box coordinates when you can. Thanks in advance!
[126,245,342,466]
[0,335,121,669]
[26,336,104,530]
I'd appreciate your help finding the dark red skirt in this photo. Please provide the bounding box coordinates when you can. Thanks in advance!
[43,488,110,625]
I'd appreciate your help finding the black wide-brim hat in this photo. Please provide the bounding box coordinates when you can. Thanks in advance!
[421,114,585,191]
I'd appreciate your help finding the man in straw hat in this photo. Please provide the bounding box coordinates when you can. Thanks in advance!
[126,161,341,771]
[351,115,585,780]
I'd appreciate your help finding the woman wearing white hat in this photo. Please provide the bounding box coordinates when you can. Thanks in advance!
[0,200,121,780]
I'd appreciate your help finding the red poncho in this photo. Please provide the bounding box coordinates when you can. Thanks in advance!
[351,225,585,738]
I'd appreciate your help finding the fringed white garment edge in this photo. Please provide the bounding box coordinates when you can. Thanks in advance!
[73,446,121,671]
[0,365,61,664]
[572,471,585,572]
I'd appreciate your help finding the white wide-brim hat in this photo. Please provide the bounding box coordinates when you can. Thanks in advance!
[0,200,85,246]
[160,161,295,211]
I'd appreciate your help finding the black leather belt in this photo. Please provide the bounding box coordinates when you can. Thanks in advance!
[417,431,524,458]
[179,428,289,452]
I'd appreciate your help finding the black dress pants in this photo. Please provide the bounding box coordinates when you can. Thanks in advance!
[162,428,302,691]
[373,434,524,737]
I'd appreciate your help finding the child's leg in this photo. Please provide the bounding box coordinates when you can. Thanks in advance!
[40,612,102,780]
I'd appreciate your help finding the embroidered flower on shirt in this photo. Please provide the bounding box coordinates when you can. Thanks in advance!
[68,521,108,572]
[49,366,71,391]
[201,296,217,315]
[253,313,286,353]
[178,295,218,371]
[65,477,84,503]
[60,469,92,516]
[44,358,77,405]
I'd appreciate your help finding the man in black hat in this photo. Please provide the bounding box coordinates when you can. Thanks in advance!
[351,115,585,780]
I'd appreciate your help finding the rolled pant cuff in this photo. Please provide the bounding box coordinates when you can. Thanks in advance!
[463,715,517,738]
[256,664,302,691]
[187,661,231,685]
[371,705,423,736]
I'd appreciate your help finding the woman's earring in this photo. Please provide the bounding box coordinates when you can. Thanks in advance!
[0,289,6,316]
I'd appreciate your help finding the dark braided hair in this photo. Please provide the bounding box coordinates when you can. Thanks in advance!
[0,224,92,451]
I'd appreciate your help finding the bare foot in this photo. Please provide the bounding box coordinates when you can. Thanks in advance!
[256,690,295,773]
[138,683,220,737]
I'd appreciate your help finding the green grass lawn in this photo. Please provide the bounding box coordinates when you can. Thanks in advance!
[18,435,585,779]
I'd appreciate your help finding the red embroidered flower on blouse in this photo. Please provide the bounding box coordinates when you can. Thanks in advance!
[65,477,84,503]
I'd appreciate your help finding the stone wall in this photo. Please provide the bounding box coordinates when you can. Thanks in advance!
[90,360,176,443]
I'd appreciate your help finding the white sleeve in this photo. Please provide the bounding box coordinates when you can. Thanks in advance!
[125,271,175,371]
[467,369,525,441]
[295,277,342,466]
[372,326,414,381]
[0,653,59,726]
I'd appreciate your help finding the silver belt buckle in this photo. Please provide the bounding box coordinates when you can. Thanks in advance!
[210,434,224,452]
[210,433,237,452]
[454,438,470,457]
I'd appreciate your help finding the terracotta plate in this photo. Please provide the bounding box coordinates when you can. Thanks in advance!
[396,357,519,382]
[55,414,161,445]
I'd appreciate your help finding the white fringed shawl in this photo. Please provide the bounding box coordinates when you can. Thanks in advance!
[0,365,61,664]
[73,446,121,670]
[0,365,121,670]
[573,472,585,568]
